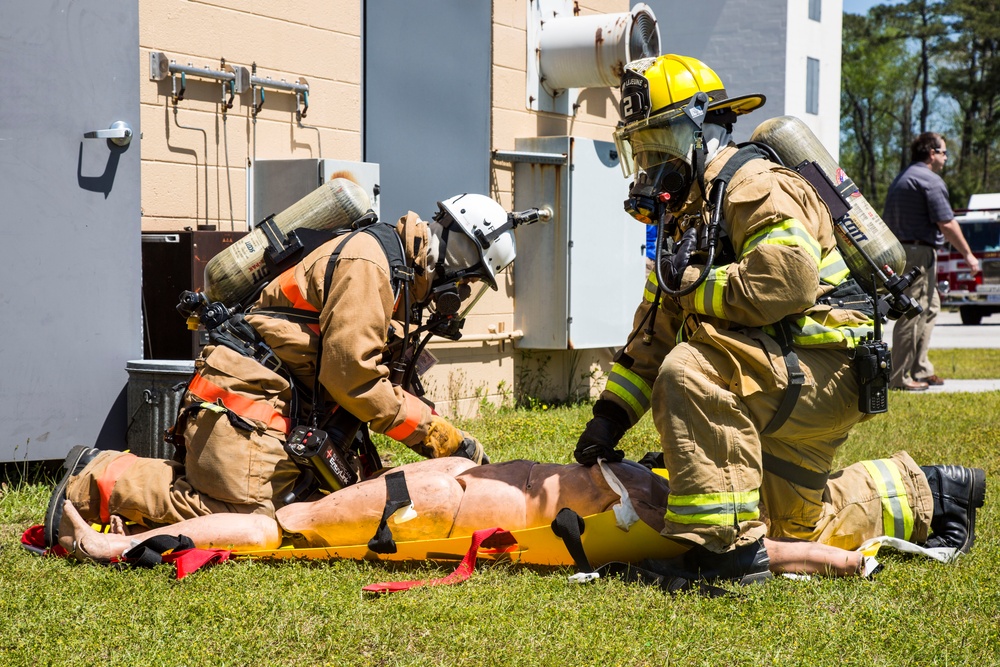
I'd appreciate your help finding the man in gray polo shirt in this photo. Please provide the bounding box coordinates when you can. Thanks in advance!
[883,132,980,391]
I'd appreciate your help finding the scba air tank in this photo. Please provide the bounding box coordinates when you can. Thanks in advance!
[203,177,371,306]
[750,116,906,293]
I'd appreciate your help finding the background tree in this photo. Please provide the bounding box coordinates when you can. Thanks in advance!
[840,0,1000,211]
[841,8,919,206]
[934,0,1000,202]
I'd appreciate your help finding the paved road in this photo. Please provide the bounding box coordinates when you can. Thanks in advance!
[883,309,1000,393]
[883,308,1000,349]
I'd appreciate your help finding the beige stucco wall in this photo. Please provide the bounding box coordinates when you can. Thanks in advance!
[139,0,362,232]
[138,0,627,416]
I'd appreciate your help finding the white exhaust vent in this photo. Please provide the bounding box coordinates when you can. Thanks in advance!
[527,0,660,114]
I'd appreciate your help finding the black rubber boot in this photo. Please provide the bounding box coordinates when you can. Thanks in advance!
[681,538,773,585]
[43,445,100,549]
[920,465,987,554]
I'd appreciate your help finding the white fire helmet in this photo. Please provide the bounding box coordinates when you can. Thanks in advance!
[435,194,516,290]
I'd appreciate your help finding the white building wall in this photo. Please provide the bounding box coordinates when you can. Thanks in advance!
[639,0,842,153]
[784,0,843,159]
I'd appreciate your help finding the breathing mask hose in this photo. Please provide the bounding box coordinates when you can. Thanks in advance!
[654,184,723,298]
[396,281,420,392]
[402,331,434,393]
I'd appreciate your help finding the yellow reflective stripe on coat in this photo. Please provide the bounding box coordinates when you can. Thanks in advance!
[606,363,652,423]
[861,459,915,540]
[692,267,728,317]
[741,219,821,264]
[818,248,850,286]
[665,489,760,525]
[644,270,659,303]
[793,315,874,348]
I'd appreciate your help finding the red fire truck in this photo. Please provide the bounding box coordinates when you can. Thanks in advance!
[936,194,1000,325]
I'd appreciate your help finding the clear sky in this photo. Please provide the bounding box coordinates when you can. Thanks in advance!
[842,0,905,15]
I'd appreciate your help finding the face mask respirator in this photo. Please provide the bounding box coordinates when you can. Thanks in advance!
[624,163,691,224]
[429,280,473,317]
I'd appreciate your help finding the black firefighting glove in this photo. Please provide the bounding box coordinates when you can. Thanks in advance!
[573,400,630,466]
[661,225,699,291]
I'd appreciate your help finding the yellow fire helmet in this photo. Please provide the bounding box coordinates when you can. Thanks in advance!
[615,54,766,180]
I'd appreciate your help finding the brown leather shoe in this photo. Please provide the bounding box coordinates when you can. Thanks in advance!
[893,379,930,391]
[918,374,945,386]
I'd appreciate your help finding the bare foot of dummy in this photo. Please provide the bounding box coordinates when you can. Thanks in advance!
[58,501,132,562]
[109,515,129,534]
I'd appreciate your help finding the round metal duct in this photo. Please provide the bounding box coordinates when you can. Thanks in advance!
[537,3,660,92]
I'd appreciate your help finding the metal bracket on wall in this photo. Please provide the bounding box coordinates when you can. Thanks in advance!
[149,52,250,110]
[149,51,309,120]
[250,62,310,120]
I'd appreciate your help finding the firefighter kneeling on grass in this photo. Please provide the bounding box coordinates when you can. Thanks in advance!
[572,54,987,582]
[44,194,522,545]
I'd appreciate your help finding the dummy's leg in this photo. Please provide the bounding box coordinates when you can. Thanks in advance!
[762,538,862,577]
[59,457,480,560]
[57,500,282,562]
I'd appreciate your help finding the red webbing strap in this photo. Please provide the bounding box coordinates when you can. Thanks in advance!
[22,525,50,556]
[161,548,232,580]
[117,533,233,580]
[362,527,513,595]
[278,268,321,335]
[188,373,291,434]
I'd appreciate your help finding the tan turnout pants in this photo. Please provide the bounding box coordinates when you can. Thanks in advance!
[66,345,300,527]
[652,323,932,552]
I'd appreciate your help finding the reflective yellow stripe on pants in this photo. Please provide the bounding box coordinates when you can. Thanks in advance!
[666,489,760,526]
[861,459,915,540]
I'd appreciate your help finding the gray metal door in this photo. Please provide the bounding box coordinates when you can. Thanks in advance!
[0,1,141,461]
[363,1,491,222]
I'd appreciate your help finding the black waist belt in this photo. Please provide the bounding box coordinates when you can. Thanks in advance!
[899,239,936,248]
[762,452,830,491]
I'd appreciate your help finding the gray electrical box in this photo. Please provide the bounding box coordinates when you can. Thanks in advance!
[512,136,647,349]
[249,158,381,227]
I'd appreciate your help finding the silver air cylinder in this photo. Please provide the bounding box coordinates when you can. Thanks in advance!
[750,116,906,292]
[204,177,370,306]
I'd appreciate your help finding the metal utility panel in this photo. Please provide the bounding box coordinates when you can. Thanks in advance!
[249,159,381,227]
[513,137,647,349]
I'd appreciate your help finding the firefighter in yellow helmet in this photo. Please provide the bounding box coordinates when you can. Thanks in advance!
[573,54,985,582]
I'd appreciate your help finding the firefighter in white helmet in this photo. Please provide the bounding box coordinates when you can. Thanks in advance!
[45,194,528,541]
[572,54,985,582]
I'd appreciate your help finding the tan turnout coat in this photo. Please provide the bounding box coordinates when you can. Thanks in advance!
[67,214,438,526]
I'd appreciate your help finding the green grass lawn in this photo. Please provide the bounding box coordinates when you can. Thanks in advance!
[2,351,999,666]
[928,348,1000,380]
